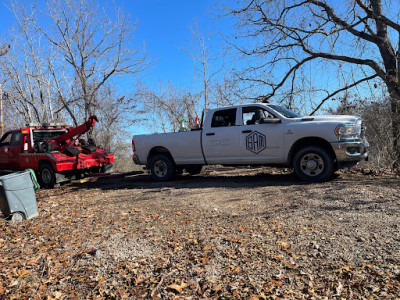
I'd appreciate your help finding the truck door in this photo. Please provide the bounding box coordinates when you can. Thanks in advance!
[239,106,286,163]
[0,132,13,169]
[202,108,242,164]
[8,132,23,169]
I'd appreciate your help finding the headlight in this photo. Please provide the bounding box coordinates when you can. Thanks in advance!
[335,121,362,140]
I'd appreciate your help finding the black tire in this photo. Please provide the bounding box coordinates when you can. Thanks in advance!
[293,146,334,182]
[37,163,56,189]
[186,166,202,175]
[150,154,175,181]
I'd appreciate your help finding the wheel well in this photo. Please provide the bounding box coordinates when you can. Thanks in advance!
[38,160,53,169]
[147,147,174,168]
[288,137,337,168]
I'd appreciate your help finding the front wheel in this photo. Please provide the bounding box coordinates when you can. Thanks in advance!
[37,163,56,188]
[293,146,334,182]
[150,154,175,181]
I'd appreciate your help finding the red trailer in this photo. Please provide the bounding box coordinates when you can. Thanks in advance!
[0,116,113,188]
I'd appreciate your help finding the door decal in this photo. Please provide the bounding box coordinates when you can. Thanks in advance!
[246,131,266,154]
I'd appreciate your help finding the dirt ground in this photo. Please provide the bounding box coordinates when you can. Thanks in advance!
[0,166,399,299]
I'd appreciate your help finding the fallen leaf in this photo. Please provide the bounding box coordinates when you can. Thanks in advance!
[168,282,188,293]
[213,284,222,292]
[135,273,142,284]
[277,241,291,252]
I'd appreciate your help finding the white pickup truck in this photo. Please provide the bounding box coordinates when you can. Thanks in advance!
[132,103,369,182]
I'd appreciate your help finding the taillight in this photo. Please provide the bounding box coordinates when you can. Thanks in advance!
[132,139,136,152]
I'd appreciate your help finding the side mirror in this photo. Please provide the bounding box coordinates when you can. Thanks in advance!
[260,118,281,124]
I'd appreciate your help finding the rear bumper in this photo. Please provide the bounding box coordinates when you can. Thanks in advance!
[132,154,141,165]
[331,139,369,167]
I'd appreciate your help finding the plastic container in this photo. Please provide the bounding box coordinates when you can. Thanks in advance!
[0,171,38,223]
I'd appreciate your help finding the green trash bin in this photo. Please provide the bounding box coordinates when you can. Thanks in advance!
[0,171,38,223]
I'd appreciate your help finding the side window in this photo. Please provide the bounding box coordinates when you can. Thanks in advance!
[242,106,275,125]
[211,108,237,128]
[0,132,12,146]
[10,132,22,146]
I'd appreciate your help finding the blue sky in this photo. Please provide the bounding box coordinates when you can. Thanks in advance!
[112,0,231,91]
[121,0,219,86]
[0,0,230,90]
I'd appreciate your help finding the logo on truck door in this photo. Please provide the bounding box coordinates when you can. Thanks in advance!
[246,131,266,154]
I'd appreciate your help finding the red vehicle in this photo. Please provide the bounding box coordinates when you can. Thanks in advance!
[0,116,114,188]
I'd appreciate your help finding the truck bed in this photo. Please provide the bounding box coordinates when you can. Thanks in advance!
[133,130,205,165]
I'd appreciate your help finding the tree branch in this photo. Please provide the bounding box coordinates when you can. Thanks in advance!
[310,74,379,115]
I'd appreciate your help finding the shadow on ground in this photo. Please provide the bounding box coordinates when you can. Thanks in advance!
[60,166,400,194]
[70,169,325,191]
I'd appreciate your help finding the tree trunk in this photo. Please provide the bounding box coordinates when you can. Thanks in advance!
[389,89,400,169]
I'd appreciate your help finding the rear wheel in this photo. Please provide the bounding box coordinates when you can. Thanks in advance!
[150,154,175,181]
[293,146,334,182]
[37,163,56,188]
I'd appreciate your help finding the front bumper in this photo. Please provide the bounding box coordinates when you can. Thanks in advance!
[331,139,369,166]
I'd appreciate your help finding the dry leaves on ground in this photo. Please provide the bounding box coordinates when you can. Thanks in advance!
[0,166,399,298]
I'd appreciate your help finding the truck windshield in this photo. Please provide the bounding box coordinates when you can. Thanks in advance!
[268,105,302,118]
[33,129,67,143]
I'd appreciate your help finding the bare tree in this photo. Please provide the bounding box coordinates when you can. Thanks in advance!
[91,84,137,150]
[212,75,242,107]
[328,91,395,168]
[4,0,148,126]
[182,20,226,110]
[0,44,10,57]
[224,0,400,168]
[135,81,199,133]
[0,6,59,124]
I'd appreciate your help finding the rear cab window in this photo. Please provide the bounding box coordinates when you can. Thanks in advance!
[32,129,68,144]
[211,108,237,128]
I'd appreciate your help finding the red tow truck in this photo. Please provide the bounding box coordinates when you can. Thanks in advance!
[0,116,114,188]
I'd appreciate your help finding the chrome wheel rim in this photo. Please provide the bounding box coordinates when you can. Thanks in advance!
[300,153,324,176]
[154,160,168,178]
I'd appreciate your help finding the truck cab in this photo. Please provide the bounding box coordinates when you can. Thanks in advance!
[202,104,288,165]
